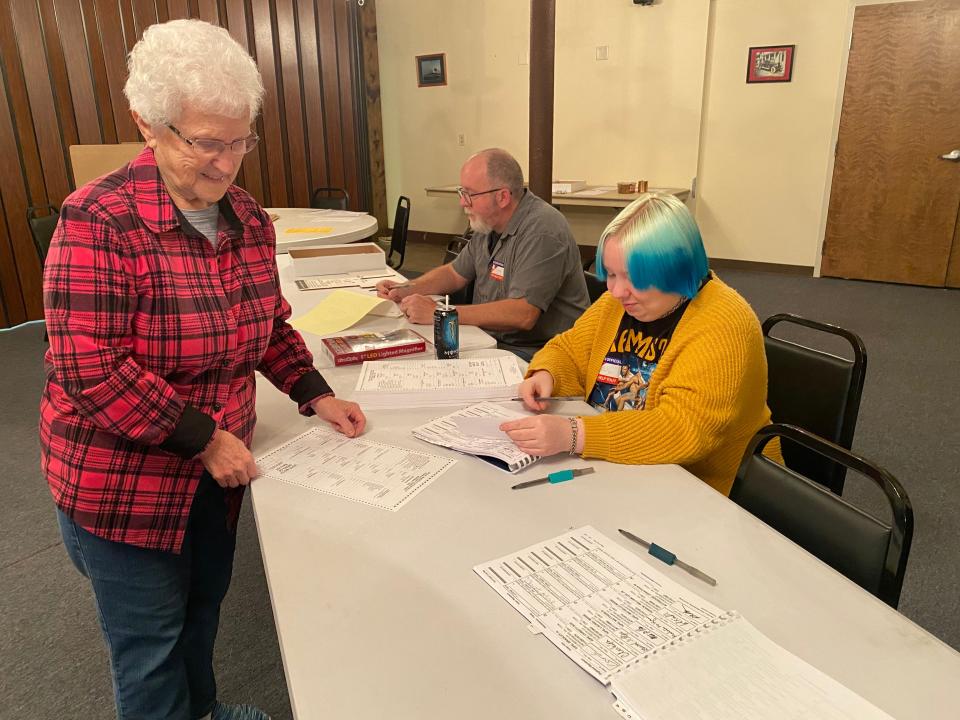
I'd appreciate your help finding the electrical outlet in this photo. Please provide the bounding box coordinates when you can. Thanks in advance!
[457,134,465,146]
[596,45,608,61]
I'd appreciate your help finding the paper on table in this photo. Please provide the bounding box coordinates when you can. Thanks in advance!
[255,426,456,511]
[452,414,510,440]
[353,356,524,408]
[284,226,333,234]
[567,186,616,196]
[474,526,726,684]
[290,289,399,336]
[610,616,895,720]
[413,402,539,473]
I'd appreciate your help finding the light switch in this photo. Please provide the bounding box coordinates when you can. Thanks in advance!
[596,45,608,61]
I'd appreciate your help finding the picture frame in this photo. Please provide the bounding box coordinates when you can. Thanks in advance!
[416,53,447,87]
[746,45,795,83]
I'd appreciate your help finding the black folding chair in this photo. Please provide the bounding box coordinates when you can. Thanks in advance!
[443,235,473,306]
[731,424,913,608]
[27,204,60,266]
[310,186,350,210]
[584,271,605,303]
[376,195,410,271]
[27,205,60,342]
[763,313,867,495]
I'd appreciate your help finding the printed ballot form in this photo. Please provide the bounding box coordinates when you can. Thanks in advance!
[353,356,524,408]
[475,526,725,684]
[256,426,456,511]
[475,527,895,720]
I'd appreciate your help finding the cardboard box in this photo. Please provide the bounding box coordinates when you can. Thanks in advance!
[289,243,386,277]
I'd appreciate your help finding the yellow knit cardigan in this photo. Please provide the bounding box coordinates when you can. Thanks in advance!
[527,274,776,495]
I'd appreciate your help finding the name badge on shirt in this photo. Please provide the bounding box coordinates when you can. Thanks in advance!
[489,260,505,282]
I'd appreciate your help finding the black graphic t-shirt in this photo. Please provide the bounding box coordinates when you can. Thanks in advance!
[588,298,694,412]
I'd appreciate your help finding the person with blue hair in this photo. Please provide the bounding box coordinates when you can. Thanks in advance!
[501,193,777,495]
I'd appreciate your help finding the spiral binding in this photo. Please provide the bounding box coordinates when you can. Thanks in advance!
[612,611,740,678]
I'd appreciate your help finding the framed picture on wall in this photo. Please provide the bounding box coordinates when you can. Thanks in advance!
[746,45,795,83]
[416,53,447,87]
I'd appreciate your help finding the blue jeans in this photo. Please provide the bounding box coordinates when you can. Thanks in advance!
[57,473,237,720]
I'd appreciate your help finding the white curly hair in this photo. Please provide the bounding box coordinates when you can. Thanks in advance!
[123,19,264,126]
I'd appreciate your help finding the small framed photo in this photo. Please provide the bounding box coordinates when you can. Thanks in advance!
[416,53,447,87]
[746,45,795,83]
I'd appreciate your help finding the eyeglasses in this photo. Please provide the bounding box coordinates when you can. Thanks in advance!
[166,124,260,156]
[456,186,506,206]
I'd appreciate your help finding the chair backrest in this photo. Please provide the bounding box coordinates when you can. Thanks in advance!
[762,313,867,495]
[27,205,61,265]
[310,186,350,210]
[385,195,411,269]
[68,143,143,187]
[444,235,473,306]
[584,270,606,303]
[731,424,912,608]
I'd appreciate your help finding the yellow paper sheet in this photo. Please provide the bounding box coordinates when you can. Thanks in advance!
[290,289,396,336]
[284,226,333,234]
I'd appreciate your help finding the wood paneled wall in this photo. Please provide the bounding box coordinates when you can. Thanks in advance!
[0,0,385,327]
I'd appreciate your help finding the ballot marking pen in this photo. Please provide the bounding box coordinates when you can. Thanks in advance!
[511,467,595,490]
[618,528,717,586]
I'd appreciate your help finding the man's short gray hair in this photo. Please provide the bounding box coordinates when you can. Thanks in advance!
[479,148,524,195]
[124,19,265,126]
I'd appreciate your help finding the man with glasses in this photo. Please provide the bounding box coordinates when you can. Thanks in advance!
[377,148,588,359]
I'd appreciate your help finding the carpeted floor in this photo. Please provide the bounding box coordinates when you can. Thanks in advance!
[2,244,958,719]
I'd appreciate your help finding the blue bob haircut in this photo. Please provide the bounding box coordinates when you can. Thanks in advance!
[595,193,709,299]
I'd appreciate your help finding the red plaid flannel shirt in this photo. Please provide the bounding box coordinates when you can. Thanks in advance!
[41,148,331,553]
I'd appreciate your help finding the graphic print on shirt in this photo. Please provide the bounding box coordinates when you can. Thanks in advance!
[588,320,674,412]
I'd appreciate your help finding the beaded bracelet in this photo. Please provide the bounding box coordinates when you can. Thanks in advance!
[568,417,579,456]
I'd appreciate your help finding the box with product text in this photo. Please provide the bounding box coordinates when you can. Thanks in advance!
[289,243,386,277]
[322,329,427,366]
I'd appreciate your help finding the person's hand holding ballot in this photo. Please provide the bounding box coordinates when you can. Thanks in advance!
[499,370,586,457]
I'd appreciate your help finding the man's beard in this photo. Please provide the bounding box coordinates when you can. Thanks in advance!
[466,211,492,234]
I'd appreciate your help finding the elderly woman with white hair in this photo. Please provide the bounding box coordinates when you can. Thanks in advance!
[40,19,364,720]
[501,193,779,496]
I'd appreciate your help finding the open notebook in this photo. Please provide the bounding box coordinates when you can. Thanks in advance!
[411,402,540,473]
[475,527,894,720]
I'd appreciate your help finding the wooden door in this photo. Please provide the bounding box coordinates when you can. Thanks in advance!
[821,0,960,287]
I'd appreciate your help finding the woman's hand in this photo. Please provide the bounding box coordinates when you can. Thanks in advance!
[516,370,555,412]
[311,396,366,438]
[199,429,259,488]
[500,415,581,457]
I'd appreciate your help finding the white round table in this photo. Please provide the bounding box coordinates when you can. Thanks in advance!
[266,207,379,253]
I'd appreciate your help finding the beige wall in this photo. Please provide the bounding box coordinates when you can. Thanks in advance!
[696,0,918,268]
[376,0,709,242]
[376,0,916,267]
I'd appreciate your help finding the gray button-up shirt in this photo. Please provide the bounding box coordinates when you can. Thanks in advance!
[452,190,589,356]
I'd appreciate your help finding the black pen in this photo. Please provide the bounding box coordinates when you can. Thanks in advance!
[509,395,583,402]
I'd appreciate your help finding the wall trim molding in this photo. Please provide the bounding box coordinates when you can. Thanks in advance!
[709,258,814,276]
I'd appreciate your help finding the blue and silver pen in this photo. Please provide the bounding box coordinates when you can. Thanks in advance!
[618,528,717,586]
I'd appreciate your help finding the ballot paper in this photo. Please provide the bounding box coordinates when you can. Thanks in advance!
[255,426,456,511]
[412,402,539,473]
[352,356,524,409]
[475,527,894,720]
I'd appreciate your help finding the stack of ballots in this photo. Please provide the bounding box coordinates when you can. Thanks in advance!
[351,356,524,409]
